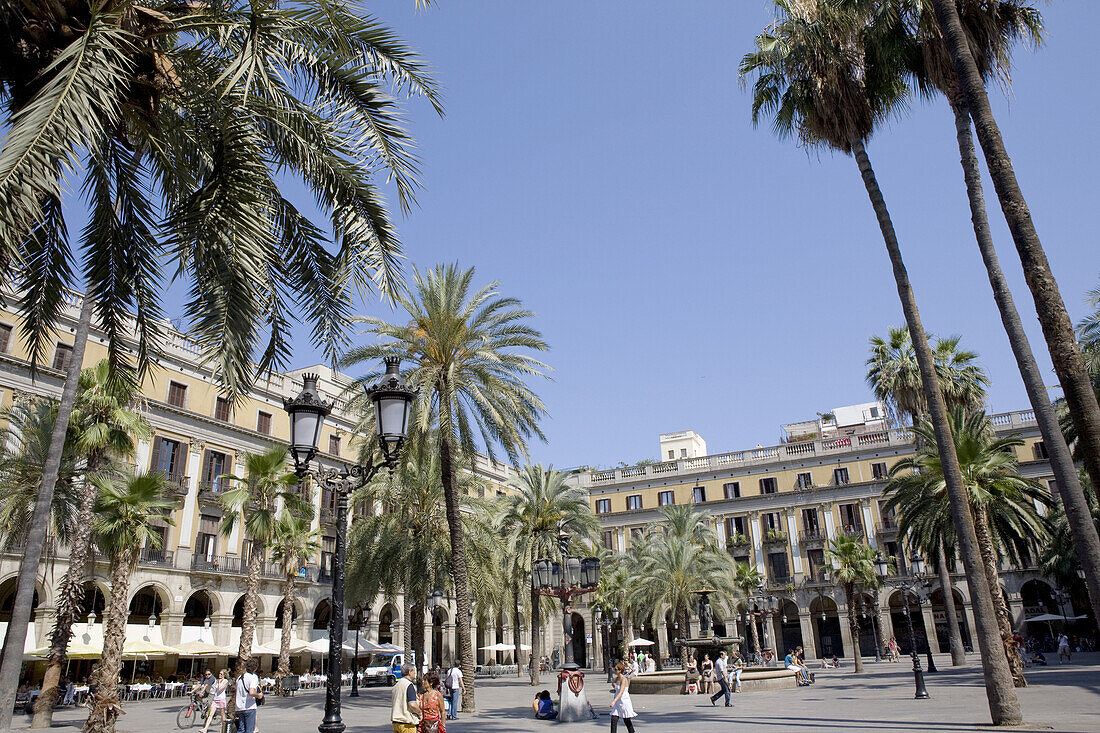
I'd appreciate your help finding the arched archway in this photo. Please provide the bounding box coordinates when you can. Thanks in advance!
[570,612,586,668]
[1021,579,1057,616]
[889,590,929,654]
[929,587,971,653]
[852,592,882,657]
[0,577,41,622]
[777,600,803,655]
[810,596,843,659]
[275,599,300,629]
[77,583,107,620]
[313,599,331,631]
[183,591,215,626]
[127,585,167,624]
[378,605,395,646]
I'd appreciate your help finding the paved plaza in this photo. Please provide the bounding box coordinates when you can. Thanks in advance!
[26,655,1100,732]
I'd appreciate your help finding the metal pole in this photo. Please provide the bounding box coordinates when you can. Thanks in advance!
[562,602,574,667]
[350,619,360,698]
[871,600,882,663]
[904,592,929,699]
[602,623,612,683]
[319,480,348,733]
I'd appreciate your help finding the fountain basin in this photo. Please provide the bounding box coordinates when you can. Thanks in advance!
[628,667,799,694]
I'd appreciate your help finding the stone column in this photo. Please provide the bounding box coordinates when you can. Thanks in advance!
[35,606,57,647]
[838,610,855,659]
[161,612,185,646]
[821,504,836,539]
[799,613,817,660]
[921,605,938,653]
[177,440,203,548]
[443,622,455,666]
[860,499,877,547]
[786,511,803,575]
[211,613,233,648]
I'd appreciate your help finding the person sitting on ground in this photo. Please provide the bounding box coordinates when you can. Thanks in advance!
[645,655,656,673]
[532,689,557,720]
[684,657,700,694]
[795,646,813,684]
[784,649,807,685]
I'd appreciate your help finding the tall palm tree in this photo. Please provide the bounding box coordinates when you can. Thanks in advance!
[732,562,764,661]
[83,472,175,733]
[741,3,1020,721]
[629,525,736,668]
[269,512,321,694]
[0,1,442,712]
[866,326,987,666]
[825,534,879,673]
[340,264,550,709]
[593,556,635,665]
[33,361,150,729]
[499,464,597,685]
[219,445,305,673]
[886,409,1049,687]
[929,7,1100,640]
[0,399,81,548]
[891,0,1100,657]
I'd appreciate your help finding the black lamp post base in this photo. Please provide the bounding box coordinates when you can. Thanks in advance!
[913,667,930,699]
[925,650,938,673]
[319,719,347,733]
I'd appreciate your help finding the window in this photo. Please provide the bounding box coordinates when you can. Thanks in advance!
[658,490,675,507]
[833,467,850,485]
[768,552,790,582]
[626,494,643,511]
[723,481,740,499]
[629,527,644,542]
[167,381,187,408]
[668,450,675,460]
[52,343,73,371]
[759,477,778,494]
[320,536,335,580]
[871,461,888,480]
[839,503,862,532]
[1033,441,1048,460]
[0,323,11,353]
[214,396,232,422]
[807,548,826,580]
[725,516,746,538]
[680,448,688,458]
[201,450,229,491]
[197,515,219,561]
[328,434,341,456]
[869,406,880,418]
[595,498,611,515]
[150,436,186,479]
[801,508,819,533]
[796,472,813,489]
[692,486,707,503]
[256,411,272,435]
[884,541,902,575]
[763,512,782,532]
[602,530,615,551]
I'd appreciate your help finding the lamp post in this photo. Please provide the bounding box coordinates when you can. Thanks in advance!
[748,583,780,660]
[859,592,882,662]
[876,552,930,699]
[349,606,367,698]
[594,607,617,683]
[284,359,415,733]
[532,523,600,670]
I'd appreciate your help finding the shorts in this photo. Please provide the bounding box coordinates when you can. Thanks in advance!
[214,698,226,710]
[393,723,418,733]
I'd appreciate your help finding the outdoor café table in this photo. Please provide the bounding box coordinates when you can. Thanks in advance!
[129,683,152,700]
[164,682,185,697]
[73,686,90,704]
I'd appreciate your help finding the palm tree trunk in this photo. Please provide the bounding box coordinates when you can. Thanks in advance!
[679,607,693,668]
[235,542,264,675]
[850,137,1022,725]
[936,540,966,667]
[410,599,425,672]
[0,294,94,731]
[971,504,1027,688]
[439,433,474,710]
[32,458,101,729]
[275,575,295,694]
[529,583,541,686]
[511,577,523,678]
[748,610,761,666]
[84,552,137,733]
[403,590,414,655]
[949,97,1100,635]
[846,584,864,673]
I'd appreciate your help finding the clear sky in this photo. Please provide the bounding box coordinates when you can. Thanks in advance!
[89,1,1100,470]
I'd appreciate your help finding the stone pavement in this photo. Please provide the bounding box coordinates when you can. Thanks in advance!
[28,654,1100,732]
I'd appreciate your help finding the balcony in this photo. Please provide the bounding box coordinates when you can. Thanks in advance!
[767,575,794,589]
[191,554,244,574]
[167,476,190,499]
[799,528,827,545]
[138,548,175,568]
[876,519,899,536]
[762,529,788,545]
[841,525,865,540]
[725,533,749,549]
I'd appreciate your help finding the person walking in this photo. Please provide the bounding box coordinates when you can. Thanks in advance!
[443,660,465,720]
[234,660,263,733]
[1058,633,1072,663]
[609,662,636,732]
[391,664,421,733]
[886,637,899,662]
[201,669,229,733]
[709,651,732,707]
[729,652,744,693]
[417,672,446,733]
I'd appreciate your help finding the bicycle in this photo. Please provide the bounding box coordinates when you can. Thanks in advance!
[176,693,210,729]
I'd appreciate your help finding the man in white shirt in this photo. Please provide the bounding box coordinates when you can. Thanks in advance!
[235,659,263,733]
[709,651,732,707]
[444,661,465,720]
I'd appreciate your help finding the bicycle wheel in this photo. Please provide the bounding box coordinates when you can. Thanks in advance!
[176,704,195,729]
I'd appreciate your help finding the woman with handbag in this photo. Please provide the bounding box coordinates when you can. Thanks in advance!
[417,672,446,733]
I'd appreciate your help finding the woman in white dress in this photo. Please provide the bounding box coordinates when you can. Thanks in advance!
[609,661,637,732]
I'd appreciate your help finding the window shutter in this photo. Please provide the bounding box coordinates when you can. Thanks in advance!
[201,450,212,485]
[174,442,189,480]
[149,436,163,473]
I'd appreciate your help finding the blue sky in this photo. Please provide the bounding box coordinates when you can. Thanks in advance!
[72,1,1100,469]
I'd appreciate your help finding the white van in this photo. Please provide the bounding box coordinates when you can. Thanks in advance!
[363,652,405,686]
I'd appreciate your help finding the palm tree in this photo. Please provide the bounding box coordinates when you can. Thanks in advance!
[219,445,305,673]
[0,2,442,713]
[929,6,1100,639]
[593,556,635,665]
[340,264,550,709]
[741,4,1020,721]
[0,400,81,548]
[886,409,1049,687]
[83,472,175,733]
[867,326,988,426]
[269,513,321,694]
[500,464,598,685]
[893,0,1100,660]
[33,361,149,729]
[826,534,879,673]
[732,562,764,661]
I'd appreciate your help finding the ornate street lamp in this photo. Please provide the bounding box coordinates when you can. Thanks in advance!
[876,552,930,699]
[594,606,618,683]
[284,359,415,733]
[531,523,600,670]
